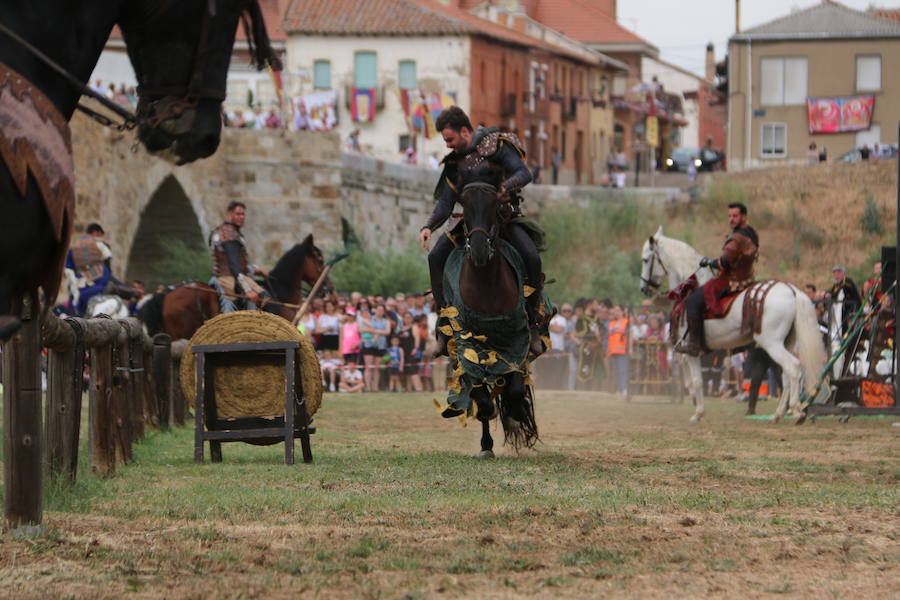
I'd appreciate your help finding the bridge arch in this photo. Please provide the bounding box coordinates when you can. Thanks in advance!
[125,174,208,288]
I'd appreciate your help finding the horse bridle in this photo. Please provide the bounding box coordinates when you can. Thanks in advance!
[641,242,669,291]
[461,182,500,258]
[126,0,229,130]
[0,0,262,132]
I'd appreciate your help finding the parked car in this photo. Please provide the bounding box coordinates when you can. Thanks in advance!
[665,147,725,172]
[665,147,700,172]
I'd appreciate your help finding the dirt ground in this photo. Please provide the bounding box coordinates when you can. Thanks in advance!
[0,391,897,599]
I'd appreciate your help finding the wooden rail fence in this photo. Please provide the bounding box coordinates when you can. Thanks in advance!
[1,308,187,533]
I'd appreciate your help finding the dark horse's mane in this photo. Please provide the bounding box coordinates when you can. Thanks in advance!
[265,235,316,301]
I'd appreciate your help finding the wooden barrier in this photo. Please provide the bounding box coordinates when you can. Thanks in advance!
[2,310,190,531]
[2,297,43,533]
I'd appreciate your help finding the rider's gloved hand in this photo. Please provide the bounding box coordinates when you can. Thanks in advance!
[699,257,711,268]
[418,228,432,251]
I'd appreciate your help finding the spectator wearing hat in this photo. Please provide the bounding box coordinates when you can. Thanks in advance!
[828,265,861,335]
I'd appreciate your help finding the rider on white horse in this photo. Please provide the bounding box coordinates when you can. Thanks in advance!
[676,202,759,356]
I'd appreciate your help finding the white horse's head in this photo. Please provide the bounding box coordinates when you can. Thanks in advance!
[640,225,666,296]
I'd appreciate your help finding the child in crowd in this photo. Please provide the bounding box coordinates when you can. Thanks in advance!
[320,355,343,392]
[338,362,365,393]
[387,335,404,392]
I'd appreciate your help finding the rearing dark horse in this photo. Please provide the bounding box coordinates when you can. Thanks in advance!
[143,234,331,341]
[0,0,279,339]
[455,165,539,457]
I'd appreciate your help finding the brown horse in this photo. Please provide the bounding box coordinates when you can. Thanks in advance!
[456,165,538,457]
[143,234,330,340]
[0,0,279,341]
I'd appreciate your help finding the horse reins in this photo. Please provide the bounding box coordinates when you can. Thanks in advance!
[0,20,138,130]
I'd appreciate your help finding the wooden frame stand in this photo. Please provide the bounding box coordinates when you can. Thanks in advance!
[192,341,313,465]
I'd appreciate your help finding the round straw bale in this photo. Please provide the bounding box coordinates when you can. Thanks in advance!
[180,311,322,419]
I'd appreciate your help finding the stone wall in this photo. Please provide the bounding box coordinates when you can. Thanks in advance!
[339,151,681,251]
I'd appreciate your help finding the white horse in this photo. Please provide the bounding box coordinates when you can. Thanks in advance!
[640,227,827,423]
[85,294,130,319]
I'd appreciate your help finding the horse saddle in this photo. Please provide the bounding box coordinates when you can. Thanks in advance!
[707,279,781,336]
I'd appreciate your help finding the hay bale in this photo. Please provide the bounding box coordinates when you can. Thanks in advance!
[180,311,322,419]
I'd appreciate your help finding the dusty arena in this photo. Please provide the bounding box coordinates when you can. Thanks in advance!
[0,391,896,599]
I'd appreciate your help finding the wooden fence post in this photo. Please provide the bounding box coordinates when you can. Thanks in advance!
[111,327,132,466]
[119,319,145,442]
[152,334,172,429]
[3,298,43,532]
[43,317,84,482]
[90,343,115,477]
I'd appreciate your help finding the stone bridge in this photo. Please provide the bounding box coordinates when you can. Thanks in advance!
[70,113,679,288]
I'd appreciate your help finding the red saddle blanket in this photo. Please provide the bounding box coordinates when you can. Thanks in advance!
[669,278,781,343]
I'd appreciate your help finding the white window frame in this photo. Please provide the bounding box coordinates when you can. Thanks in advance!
[855,55,881,92]
[760,122,787,158]
[760,56,807,106]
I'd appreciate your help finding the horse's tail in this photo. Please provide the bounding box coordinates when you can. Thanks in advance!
[792,287,827,397]
[141,292,167,337]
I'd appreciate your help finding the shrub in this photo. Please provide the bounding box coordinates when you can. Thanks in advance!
[330,242,429,297]
[152,236,211,286]
[860,192,883,235]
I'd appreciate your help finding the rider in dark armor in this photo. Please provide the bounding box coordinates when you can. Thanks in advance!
[209,201,269,312]
[418,106,543,356]
[676,202,759,356]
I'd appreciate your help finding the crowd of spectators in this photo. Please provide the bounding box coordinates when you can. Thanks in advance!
[223,105,283,130]
[299,291,439,393]
[90,79,138,109]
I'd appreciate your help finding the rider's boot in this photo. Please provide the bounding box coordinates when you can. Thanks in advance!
[675,317,705,356]
[525,289,547,357]
[434,313,450,358]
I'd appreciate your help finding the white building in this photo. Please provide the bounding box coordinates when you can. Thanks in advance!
[283,35,471,162]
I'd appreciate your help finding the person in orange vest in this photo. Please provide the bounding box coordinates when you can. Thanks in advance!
[607,304,631,396]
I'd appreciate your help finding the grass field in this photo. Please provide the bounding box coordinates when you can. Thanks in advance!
[2,391,898,599]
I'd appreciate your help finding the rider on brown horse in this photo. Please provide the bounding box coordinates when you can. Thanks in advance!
[676,201,759,356]
[418,106,544,357]
[209,200,269,312]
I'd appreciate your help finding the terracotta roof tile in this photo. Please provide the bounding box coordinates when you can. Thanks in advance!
[870,8,900,23]
[531,0,654,47]
[282,0,476,35]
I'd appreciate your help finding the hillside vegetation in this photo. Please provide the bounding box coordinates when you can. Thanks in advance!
[541,161,897,304]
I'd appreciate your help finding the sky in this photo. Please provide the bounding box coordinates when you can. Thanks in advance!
[616,0,899,77]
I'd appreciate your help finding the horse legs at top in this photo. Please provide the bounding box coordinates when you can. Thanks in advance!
[683,355,705,423]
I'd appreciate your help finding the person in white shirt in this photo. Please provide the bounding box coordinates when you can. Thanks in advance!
[548,303,572,389]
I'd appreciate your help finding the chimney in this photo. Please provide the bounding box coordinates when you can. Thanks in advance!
[705,43,715,82]
[735,0,740,33]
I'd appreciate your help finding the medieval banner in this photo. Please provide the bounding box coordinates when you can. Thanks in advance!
[807,95,875,134]
[350,88,376,123]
